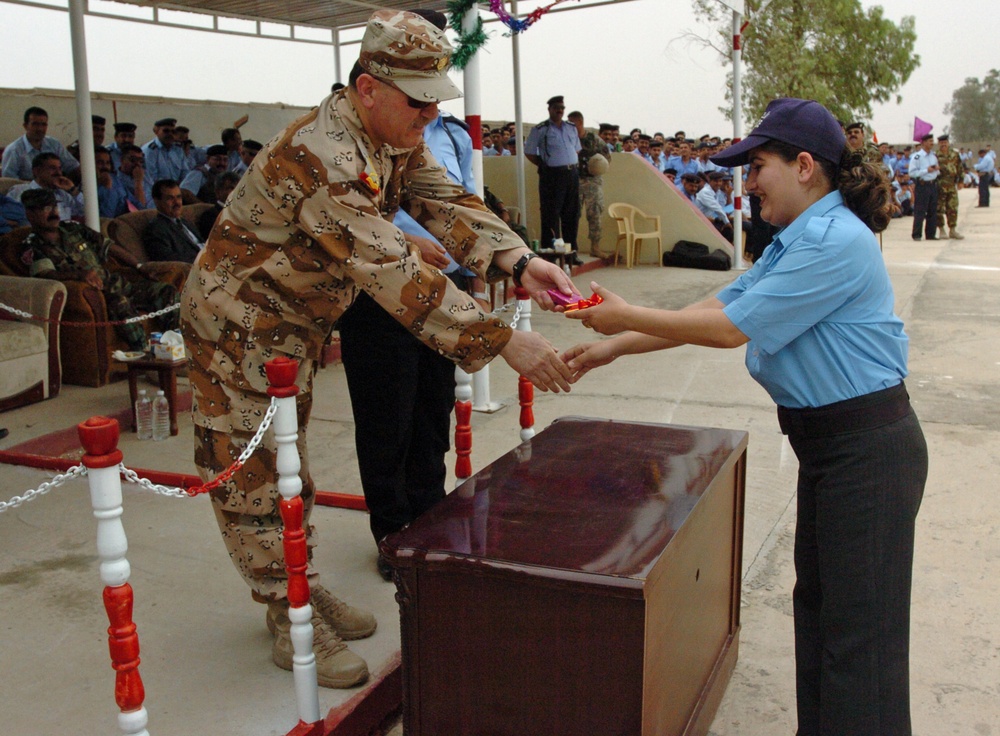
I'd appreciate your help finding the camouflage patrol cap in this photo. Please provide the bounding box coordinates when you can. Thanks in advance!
[359,10,461,104]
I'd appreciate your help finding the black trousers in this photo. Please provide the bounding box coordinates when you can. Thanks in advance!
[338,291,457,544]
[978,171,992,206]
[911,181,938,238]
[780,384,927,735]
[538,165,580,251]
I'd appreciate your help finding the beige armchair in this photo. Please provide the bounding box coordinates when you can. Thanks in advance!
[0,275,66,411]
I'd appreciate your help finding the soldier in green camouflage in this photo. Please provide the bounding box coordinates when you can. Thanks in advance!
[935,135,965,239]
[20,188,177,349]
[568,112,612,257]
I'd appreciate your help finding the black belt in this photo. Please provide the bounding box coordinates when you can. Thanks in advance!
[543,164,577,171]
[777,382,911,438]
[915,180,936,186]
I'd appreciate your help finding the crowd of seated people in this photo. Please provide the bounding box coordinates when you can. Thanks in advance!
[0,105,271,346]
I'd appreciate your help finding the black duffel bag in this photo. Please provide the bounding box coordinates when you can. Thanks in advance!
[662,240,731,271]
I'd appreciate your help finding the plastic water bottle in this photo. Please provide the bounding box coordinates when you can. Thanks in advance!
[135,389,153,441]
[152,390,170,441]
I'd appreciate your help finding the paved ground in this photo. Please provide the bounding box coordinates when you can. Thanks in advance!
[1,188,997,735]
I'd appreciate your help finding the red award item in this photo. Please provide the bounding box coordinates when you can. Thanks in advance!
[546,288,583,307]
[562,292,605,312]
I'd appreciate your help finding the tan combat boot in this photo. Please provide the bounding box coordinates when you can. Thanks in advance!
[269,603,369,688]
[950,228,965,240]
[266,585,377,640]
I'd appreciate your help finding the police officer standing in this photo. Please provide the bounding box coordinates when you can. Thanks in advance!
[568,111,611,258]
[909,133,940,241]
[525,95,583,264]
[935,134,965,240]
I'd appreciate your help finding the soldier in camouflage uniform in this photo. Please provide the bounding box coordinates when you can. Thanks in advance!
[935,135,965,239]
[20,188,177,349]
[568,112,612,257]
[179,9,575,688]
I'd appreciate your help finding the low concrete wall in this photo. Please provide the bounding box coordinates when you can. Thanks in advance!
[0,87,311,150]
[484,152,731,261]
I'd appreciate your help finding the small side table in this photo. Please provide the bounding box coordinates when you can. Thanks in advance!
[125,356,186,436]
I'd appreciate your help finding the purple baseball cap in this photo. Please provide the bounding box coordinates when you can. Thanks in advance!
[710,98,846,168]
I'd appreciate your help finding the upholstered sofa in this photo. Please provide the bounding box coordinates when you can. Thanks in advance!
[0,208,201,387]
[0,275,66,412]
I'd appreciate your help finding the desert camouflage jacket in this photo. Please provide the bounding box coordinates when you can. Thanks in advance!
[936,149,963,190]
[181,90,523,433]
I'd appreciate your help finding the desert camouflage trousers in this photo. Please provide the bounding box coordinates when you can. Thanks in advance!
[579,176,605,252]
[937,186,959,230]
[194,392,319,603]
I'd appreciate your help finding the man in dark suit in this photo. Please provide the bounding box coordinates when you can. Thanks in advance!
[143,179,203,263]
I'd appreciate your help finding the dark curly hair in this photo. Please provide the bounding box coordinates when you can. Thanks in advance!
[756,141,894,233]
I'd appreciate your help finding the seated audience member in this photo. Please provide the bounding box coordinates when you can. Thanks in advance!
[598,123,615,153]
[621,138,636,153]
[232,139,263,176]
[2,106,81,181]
[892,173,913,217]
[504,136,518,156]
[114,144,155,212]
[142,118,189,182]
[91,115,107,147]
[667,141,700,177]
[196,171,241,240]
[482,129,502,157]
[94,146,127,218]
[174,125,205,171]
[143,179,204,263]
[648,139,668,173]
[0,193,27,235]
[180,144,230,203]
[8,152,85,222]
[483,185,530,246]
[20,188,178,350]
[491,129,511,156]
[663,166,678,187]
[679,172,702,202]
[695,171,734,241]
[221,127,243,171]
[106,122,137,169]
[696,142,720,175]
[635,134,652,162]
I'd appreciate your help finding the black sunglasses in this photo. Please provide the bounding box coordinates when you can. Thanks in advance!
[377,78,436,110]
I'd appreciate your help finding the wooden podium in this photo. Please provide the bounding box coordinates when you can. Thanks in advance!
[381,417,748,736]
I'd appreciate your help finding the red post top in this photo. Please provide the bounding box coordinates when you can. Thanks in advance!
[513,286,530,302]
[265,357,301,398]
[78,416,123,468]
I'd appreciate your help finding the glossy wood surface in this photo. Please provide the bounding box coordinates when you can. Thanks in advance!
[387,416,747,582]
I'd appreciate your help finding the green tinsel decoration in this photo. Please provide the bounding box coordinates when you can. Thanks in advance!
[447,0,490,70]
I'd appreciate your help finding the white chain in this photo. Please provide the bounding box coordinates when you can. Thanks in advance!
[122,302,180,323]
[118,397,279,498]
[0,464,87,513]
[118,465,192,498]
[0,300,179,324]
[493,300,523,330]
[0,301,33,320]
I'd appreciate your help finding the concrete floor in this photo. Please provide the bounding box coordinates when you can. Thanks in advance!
[1,188,998,735]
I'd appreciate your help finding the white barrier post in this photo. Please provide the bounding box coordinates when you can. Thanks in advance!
[513,287,535,442]
[78,417,150,736]
[265,358,321,727]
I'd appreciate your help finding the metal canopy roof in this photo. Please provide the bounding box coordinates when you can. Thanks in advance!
[111,0,470,31]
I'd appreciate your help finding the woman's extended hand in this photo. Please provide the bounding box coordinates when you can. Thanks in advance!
[562,283,632,334]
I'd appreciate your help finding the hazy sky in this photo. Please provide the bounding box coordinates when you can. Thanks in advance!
[0,0,994,144]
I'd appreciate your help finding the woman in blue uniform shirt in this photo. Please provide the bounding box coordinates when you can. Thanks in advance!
[562,98,927,736]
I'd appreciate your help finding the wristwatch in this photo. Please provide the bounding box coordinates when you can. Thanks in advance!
[511,251,538,287]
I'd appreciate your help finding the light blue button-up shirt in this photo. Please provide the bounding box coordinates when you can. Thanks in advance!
[524,119,581,167]
[141,138,189,183]
[908,149,939,182]
[1,135,81,180]
[717,190,908,409]
[666,156,700,177]
[394,113,477,276]
[8,181,85,222]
